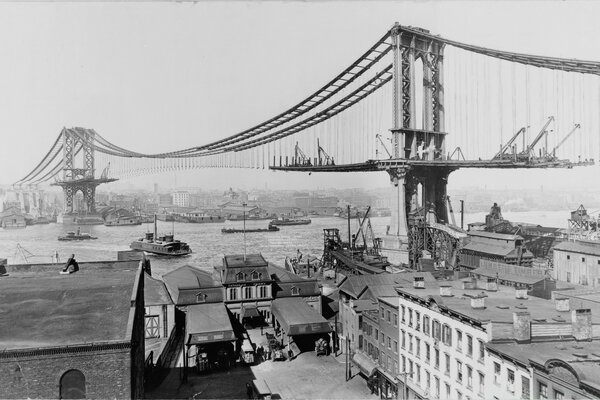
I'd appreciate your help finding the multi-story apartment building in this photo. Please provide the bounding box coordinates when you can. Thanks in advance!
[172,191,190,208]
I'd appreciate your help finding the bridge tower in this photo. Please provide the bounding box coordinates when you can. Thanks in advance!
[52,127,116,215]
[383,24,453,264]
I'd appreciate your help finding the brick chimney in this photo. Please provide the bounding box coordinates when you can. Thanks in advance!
[413,276,425,289]
[515,288,528,300]
[555,297,570,312]
[513,311,531,343]
[439,285,453,297]
[572,309,592,341]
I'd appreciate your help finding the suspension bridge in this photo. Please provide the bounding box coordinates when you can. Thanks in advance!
[14,23,600,266]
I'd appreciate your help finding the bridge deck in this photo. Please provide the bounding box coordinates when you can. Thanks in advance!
[269,158,593,172]
[330,249,387,275]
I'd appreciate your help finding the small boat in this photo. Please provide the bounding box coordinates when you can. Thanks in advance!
[130,215,192,256]
[58,227,97,241]
[221,223,280,234]
[270,217,311,226]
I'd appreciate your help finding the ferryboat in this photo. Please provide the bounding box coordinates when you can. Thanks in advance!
[270,217,311,226]
[58,227,97,241]
[129,216,192,256]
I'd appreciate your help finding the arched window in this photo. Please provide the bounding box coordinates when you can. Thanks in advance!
[236,272,245,282]
[60,369,86,399]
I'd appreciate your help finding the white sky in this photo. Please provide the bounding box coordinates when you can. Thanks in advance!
[2,0,600,190]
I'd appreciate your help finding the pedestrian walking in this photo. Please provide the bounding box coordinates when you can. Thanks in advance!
[246,382,253,399]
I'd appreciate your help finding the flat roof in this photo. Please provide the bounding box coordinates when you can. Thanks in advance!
[468,230,523,241]
[224,254,268,269]
[0,260,139,350]
[554,240,600,257]
[186,303,235,345]
[271,298,331,335]
[394,280,600,325]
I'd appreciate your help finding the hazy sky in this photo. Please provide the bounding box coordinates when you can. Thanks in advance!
[2,0,600,191]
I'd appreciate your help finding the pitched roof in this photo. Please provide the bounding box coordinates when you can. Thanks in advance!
[468,230,523,241]
[338,272,436,299]
[163,265,221,289]
[144,272,173,306]
[553,240,600,257]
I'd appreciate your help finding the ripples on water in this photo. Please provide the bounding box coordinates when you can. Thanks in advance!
[0,210,570,278]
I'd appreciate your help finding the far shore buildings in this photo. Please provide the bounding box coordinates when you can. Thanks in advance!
[0,260,146,399]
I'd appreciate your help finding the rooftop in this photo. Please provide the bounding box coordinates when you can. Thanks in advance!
[223,254,268,269]
[145,272,173,306]
[468,230,523,241]
[339,271,436,299]
[554,240,600,257]
[0,260,140,351]
[394,279,600,325]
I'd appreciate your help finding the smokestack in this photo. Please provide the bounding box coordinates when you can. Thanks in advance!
[515,288,528,299]
[470,293,486,309]
[555,297,570,312]
[572,309,592,341]
[439,285,453,297]
[513,311,531,343]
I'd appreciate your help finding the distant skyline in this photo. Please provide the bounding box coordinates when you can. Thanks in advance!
[2,1,600,191]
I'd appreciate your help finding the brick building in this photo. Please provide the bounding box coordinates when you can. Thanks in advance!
[0,260,145,399]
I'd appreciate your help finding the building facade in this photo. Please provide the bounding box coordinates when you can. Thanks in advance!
[553,240,600,287]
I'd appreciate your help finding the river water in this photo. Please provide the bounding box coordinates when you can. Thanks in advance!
[0,210,572,278]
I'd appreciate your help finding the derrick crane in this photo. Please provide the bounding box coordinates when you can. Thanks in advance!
[375,134,392,158]
[294,142,310,166]
[521,116,554,160]
[550,124,581,158]
[317,139,334,166]
[493,127,526,160]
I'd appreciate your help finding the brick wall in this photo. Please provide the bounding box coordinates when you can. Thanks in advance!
[0,344,132,399]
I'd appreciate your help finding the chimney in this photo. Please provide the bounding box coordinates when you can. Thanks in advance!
[439,285,453,297]
[515,288,528,299]
[413,276,425,289]
[470,294,486,309]
[572,309,593,341]
[555,297,570,312]
[513,311,531,343]
[462,277,476,290]
[486,277,498,292]
[0,258,6,276]
[349,299,355,309]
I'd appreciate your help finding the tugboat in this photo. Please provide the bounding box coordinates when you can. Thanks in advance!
[130,215,192,256]
[104,215,142,226]
[58,227,97,241]
[269,217,311,226]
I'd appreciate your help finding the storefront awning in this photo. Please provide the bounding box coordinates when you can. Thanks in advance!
[241,304,261,318]
[186,303,236,345]
[271,298,332,336]
[352,352,377,377]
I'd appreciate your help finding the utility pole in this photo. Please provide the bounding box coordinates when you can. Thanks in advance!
[345,336,352,381]
[460,200,465,230]
[243,202,247,262]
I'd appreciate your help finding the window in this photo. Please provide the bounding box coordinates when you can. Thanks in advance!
[236,272,245,281]
[381,306,385,319]
[442,324,452,346]
[402,355,406,372]
[401,305,406,323]
[251,271,260,280]
[415,311,421,331]
[446,383,451,400]
[401,330,406,348]
[493,362,501,384]
[387,356,392,372]
[457,360,463,382]
[375,329,379,340]
[478,340,485,361]
[554,390,564,400]
[381,351,386,368]
[394,360,398,374]
[538,383,548,400]
[387,337,391,350]
[567,255,570,260]
[426,371,431,392]
[507,369,515,392]
[243,286,253,299]
[466,334,473,357]
[444,353,450,375]
[425,343,431,363]
[408,334,413,353]
[408,308,413,327]
[228,287,238,300]
[381,332,385,345]
[423,315,431,335]
[195,292,207,303]
[432,320,441,340]
[582,257,586,262]
[456,390,463,400]
[386,309,391,322]
[416,338,421,358]
[434,377,440,398]
[394,313,398,327]
[566,272,571,282]
[60,369,86,399]
[409,360,414,375]
[394,340,398,353]
[145,315,160,339]
[416,365,421,383]
[478,372,485,394]
[521,377,530,399]
[291,286,300,295]
[434,348,440,369]
[456,330,463,351]
[466,366,473,388]
[258,285,268,298]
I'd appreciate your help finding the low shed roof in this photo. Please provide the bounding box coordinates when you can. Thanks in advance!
[271,298,331,336]
[186,303,236,345]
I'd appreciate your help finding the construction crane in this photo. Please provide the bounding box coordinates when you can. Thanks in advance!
[317,139,334,166]
[521,116,554,159]
[375,134,392,158]
[493,127,526,160]
[294,142,310,166]
[550,123,581,158]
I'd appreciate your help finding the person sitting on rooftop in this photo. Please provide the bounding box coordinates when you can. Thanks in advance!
[61,254,79,274]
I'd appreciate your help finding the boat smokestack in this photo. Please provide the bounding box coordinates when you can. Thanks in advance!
[154,214,157,241]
